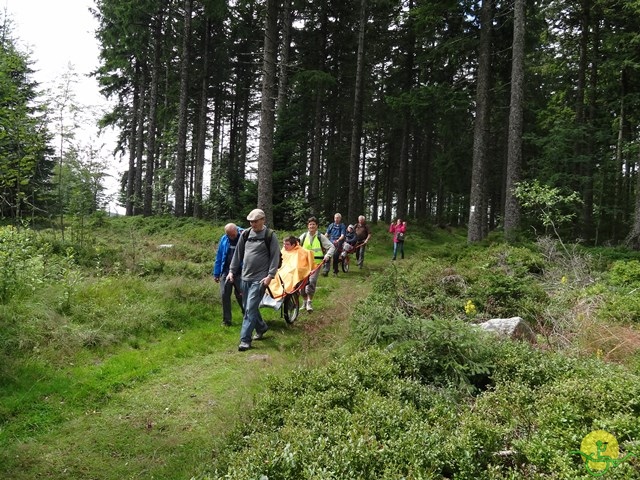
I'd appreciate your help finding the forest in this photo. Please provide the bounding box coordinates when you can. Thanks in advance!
[2,0,640,245]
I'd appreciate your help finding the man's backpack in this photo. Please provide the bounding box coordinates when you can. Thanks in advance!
[242,227,283,268]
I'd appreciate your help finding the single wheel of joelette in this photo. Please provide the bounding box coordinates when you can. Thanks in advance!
[284,291,300,324]
[341,254,350,273]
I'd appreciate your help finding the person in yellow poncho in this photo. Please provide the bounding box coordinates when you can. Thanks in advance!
[267,236,316,300]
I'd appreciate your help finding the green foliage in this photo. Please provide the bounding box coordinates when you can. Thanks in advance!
[0,36,53,220]
[212,340,640,479]
[0,226,80,304]
[514,180,582,237]
[608,260,640,288]
[6,216,640,479]
[0,217,218,361]
[391,318,496,393]
[352,244,551,345]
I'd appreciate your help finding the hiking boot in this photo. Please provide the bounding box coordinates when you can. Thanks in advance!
[238,342,251,351]
[252,329,268,341]
[306,301,313,312]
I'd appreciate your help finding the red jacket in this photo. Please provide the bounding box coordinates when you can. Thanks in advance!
[389,222,406,243]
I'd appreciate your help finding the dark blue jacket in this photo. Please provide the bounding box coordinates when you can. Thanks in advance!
[212,226,244,278]
[326,222,346,242]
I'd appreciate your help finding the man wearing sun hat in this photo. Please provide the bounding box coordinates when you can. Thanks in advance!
[227,208,280,352]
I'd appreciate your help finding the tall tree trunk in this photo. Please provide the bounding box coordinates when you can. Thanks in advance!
[276,0,291,120]
[144,6,164,217]
[308,7,328,215]
[156,61,171,214]
[626,146,640,250]
[397,0,415,221]
[133,67,147,216]
[257,0,279,226]
[571,0,589,238]
[348,0,367,222]
[174,0,193,217]
[615,68,628,241]
[503,0,525,241]
[309,93,323,215]
[468,0,493,243]
[194,18,210,219]
[210,90,223,203]
[371,129,383,222]
[583,16,599,242]
[126,63,140,217]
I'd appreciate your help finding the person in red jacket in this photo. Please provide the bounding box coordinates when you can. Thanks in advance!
[389,218,406,260]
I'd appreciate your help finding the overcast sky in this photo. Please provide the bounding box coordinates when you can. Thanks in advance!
[7,0,104,108]
[6,0,124,213]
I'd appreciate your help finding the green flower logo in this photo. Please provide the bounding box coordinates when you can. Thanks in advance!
[571,430,635,476]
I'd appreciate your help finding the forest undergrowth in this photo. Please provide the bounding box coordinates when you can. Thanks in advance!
[2,216,640,479]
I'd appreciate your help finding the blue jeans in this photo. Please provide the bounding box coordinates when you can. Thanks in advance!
[393,241,404,259]
[240,280,269,344]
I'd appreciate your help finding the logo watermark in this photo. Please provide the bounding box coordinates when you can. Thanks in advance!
[571,430,636,476]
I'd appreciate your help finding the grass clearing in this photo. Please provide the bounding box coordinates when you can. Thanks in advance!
[1,217,383,478]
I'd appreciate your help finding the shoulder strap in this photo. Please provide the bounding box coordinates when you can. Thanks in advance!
[300,232,307,245]
[264,228,272,251]
[243,227,275,256]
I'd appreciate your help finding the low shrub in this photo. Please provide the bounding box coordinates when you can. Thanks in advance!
[607,260,640,288]
[210,340,640,480]
[390,317,496,393]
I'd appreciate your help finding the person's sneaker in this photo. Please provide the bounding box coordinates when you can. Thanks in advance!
[222,321,232,327]
[306,301,313,312]
[302,300,308,310]
[332,272,338,277]
[238,342,251,351]
[252,331,266,341]
[321,271,329,277]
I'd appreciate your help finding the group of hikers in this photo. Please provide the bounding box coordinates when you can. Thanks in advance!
[212,208,406,352]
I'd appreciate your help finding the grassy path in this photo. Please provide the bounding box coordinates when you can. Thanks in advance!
[0,265,374,479]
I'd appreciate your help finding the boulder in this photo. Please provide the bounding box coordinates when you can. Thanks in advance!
[478,317,536,343]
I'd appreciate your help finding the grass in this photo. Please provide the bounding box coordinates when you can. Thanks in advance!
[0,216,393,479]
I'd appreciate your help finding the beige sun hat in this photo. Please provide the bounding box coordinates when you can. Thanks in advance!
[246,208,266,221]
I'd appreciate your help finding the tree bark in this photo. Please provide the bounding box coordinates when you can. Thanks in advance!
[193,18,210,219]
[503,0,525,241]
[257,0,279,226]
[276,0,292,120]
[126,63,140,217]
[133,67,146,215]
[144,6,164,217]
[468,0,493,243]
[174,0,192,217]
[348,0,367,222]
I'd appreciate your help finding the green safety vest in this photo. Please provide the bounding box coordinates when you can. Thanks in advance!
[301,232,324,260]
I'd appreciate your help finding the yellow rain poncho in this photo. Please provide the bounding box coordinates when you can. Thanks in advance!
[267,245,316,299]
